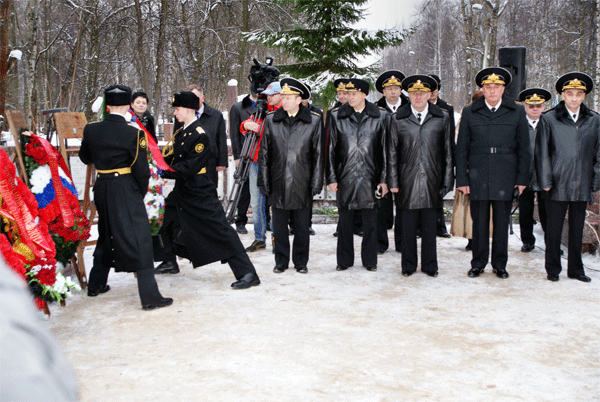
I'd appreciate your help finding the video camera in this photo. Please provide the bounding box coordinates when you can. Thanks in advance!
[248,57,280,95]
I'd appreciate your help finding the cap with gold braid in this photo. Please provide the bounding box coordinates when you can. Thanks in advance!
[334,78,350,91]
[375,70,405,93]
[402,75,438,93]
[555,72,593,94]
[345,78,369,95]
[280,77,310,100]
[518,88,551,105]
[475,67,512,88]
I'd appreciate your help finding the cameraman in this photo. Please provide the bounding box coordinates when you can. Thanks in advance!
[242,81,283,252]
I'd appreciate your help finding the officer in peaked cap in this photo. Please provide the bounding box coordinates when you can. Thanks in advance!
[79,84,173,309]
[375,70,408,113]
[516,87,551,254]
[456,66,531,280]
[536,72,599,283]
[154,90,261,289]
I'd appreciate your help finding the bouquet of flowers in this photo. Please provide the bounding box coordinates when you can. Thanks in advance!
[0,149,81,310]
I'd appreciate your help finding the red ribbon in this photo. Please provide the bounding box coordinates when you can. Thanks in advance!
[129,111,174,172]
[0,150,54,257]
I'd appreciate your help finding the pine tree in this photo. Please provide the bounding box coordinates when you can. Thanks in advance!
[246,0,413,106]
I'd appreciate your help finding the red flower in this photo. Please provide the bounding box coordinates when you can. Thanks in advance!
[36,266,57,286]
[34,297,46,310]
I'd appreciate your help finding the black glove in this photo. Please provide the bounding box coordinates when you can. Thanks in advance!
[438,187,447,198]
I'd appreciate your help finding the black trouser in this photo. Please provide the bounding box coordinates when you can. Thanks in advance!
[402,208,438,275]
[518,190,547,246]
[545,200,587,277]
[225,252,256,280]
[235,180,251,226]
[337,208,377,267]
[377,192,394,250]
[88,264,163,305]
[394,194,403,251]
[437,205,449,234]
[273,207,311,267]
[470,200,511,270]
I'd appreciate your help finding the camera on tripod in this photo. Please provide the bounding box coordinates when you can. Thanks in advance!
[248,57,280,95]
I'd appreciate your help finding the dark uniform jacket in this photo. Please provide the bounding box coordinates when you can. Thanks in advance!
[536,101,600,202]
[376,94,409,113]
[161,119,245,267]
[79,114,152,273]
[388,103,454,209]
[257,105,324,210]
[229,95,256,160]
[435,97,456,134]
[456,95,531,201]
[326,101,387,209]
[525,122,541,191]
[138,110,156,142]
[173,103,228,186]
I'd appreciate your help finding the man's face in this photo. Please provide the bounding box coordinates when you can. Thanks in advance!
[267,93,282,106]
[382,85,401,104]
[337,90,348,104]
[131,97,148,115]
[282,94,302,113]
[173,106,194,123]
[482,83,505,106]
[347,91,367,109]
[429,89,439,103]
[561,88,586,112]
[408,90,430,112]
[524,103,546,120]
[191,89,205,106]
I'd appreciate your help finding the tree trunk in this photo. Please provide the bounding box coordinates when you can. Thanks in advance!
[25,0,39,131]
[133,0,150,94]
[152,0,168,123]
[0,0,11,121]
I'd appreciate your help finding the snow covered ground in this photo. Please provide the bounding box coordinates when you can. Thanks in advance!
[45,223,600,402]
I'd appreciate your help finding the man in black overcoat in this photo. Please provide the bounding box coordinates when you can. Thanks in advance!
[536,72,600,283]
[517,87,551,252]
[79,84,172,310]
[375,70,406,254]
[327,78,388,272]
[388,75,454,277]
[155,91,260,289]
[258,78,323,273]
[456,67,531,279]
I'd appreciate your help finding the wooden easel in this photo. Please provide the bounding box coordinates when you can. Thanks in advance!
[54,112,93,290]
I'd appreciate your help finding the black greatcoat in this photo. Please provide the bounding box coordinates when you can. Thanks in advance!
[536,101,600,201]
[376,93,409,113]
[388,103,454,209]
[79,114,153,273]
[161,119,245,267]
[456,95,531,201]
[257,105,324,209]
[326,101,387,209]
[229,95,256,160]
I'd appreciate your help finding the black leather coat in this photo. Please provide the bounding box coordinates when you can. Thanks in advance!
[326,101,387,209]
[536,101,600,202]
[257,105,323,210]
[388,103,454,209]
[376,94,409,113]
[456,95,531,201]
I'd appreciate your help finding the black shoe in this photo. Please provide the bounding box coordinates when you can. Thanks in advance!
[547,274,559,282]
[468,267,483,277]
[231,273,261,289]
[142,297,173,310]
[437,231,451,238]
[245,240,266,252]
[236,224,248,234]
[309,227,315,236]
[155,260,180,274]
[273,264,288,273]
[378,245,387,254]
[425,271,439,277]
[336,265,349,271]
[521,243,535,252]
[296,266,308,274]
[494,268,509,279]
[365,265,377,272]
[87,284,110,297]
[402,271,414,277]
[465,240,472,251]
[567,274,591,283]
[333,231,339,237]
